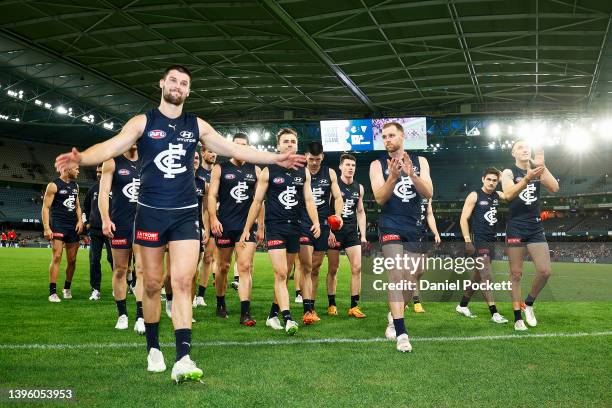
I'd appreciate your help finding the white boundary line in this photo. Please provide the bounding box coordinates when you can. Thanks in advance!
[1,331,611,350]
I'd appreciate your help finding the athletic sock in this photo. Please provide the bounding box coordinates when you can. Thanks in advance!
[175,328,191,362]
[216,296,226,309]
[350,295,359,308]
[63,280,72,290]
[197,285,206,297]
[412,295,421,304]
[281,309,292,324]
[49,282,57,295]
[393,318,407,336]
[269,303,280,318]
[240,300,250,316]
[116,299,127,316]
[513,309,522,322]
[166,293,173,302]
[145,322,160,352]
[459,296,470,307]
[525,294,536,307]
[233,276,239,283]
[328,294,336,307]
[295,290,302,298]
[136,301,143,319]
[488,304,498,316]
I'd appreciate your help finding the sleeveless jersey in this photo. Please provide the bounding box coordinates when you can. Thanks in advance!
[137,108,199,209]
[265,165,306,224]
[471,189,499,241]
[302,166,332,226]
[51,178,79,227]
[419,198,429,234]
[507,165,542,228]
[217,161,257,230]
[195,171,205,227]
[196,166,211,184]
[110,154,140,225]
[338,178,360,231]
[378,153,422,230]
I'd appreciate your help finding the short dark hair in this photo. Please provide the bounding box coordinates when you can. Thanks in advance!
[233,132,249,144]
[307,141,324,156]
[162,64,192,81]
[276,128,298,144]
[340,154,356,165]
[482,167,501,178]
[382,122,403,132]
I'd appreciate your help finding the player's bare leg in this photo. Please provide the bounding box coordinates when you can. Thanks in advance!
[236,242,256,325]
[508,246,528,330]
[345,245,366,318]
[326,249,340,315]
[523,243,552,327]
[111,248,132,329]
[298,244,316,323]
[215,246,233,318]
[266,249,298,335]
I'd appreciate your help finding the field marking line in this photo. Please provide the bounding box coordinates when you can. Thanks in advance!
[1,330,611,350]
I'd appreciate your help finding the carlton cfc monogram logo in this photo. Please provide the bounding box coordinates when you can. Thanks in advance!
[154,143,187,178]
[312,187,325,206]
[63,196,76,210]
[279,185,298,209]
[230,181,249,203]
[342,198,354,217]
[122,178,140,202]
[519,184,537,205]
[394,176,416,202]
[484,207,497,226]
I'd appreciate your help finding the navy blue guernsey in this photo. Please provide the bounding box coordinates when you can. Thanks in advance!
[338,178,360,231]
[137,109,199,209]
[471,189,499,242]
[195,171,205,228]
[196,166,211,184]
[265,165,306,224]
[51,178,79,228]
[378,153,423,230]
[110,155,140,225]
[302,166,332,226]
[420,198,429,234]
[218,161,257,230]
[507,165,542,229]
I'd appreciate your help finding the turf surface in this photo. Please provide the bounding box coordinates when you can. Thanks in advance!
[0,248,610,407]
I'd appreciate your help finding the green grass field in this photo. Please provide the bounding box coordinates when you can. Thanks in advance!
[0,248,610,407]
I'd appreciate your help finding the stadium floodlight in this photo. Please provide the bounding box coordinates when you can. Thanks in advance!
[488,142,496,149]
[249,131,260,143]
[566,126,591,152]
[44,103,52,109]
[56,106,68,115]
[103,122,114,130]
[34,99,42,106]
[488,123,501,137]
[507,125,513,135]
[264,131,270,141]
[598,119,612,139]
[13,117,19,122]
[435,143,440,148]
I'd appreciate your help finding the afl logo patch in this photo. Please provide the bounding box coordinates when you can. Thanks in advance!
[59,189,67,194]
[273,177,284,184]
[118,169,130,176]
[148,129,166,139]
[225,174,236,180]
[479,201,488,205]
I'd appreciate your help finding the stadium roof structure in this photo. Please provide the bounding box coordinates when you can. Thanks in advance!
[0,0,611,126]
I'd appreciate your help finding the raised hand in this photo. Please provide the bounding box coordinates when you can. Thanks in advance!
[275,152,306,170]
[387,157,402,180]
[401,152,414,176]
[532,148,545,167]
[55,147,82,172]
[526,166,545,181]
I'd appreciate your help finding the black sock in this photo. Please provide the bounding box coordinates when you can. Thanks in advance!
[328,294,336,307]
[233,275,239,282]
[393,318,407,336]
[49,282,57,295]
[64,280,71,290]
[216,296,226,309]
[513,309,522,322]
[175,328,191,362]
[116,299,127,316]
[460,296,470,307]
[166,293,173,302]
[197,285,206,297]
[269,303,280,318]
[350,295,359,308]
[281,309,292,324]
[525,294,535,307]
[136,301,143,319]
[295,290,302,298]
[240,300,250,316]
[145,322,160,352]
[488,304,498,315]
[412,295,421,304]
[304,299,314,313]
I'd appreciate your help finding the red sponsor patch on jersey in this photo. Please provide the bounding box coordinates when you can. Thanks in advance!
[381,234,401,242]
[477,248,490,254]
[267,239,284,246]
[136,230,159,242]
[111,238,128,246]
[52,232,64,238]
[217,238,231,245]
[299,236,310,243]
[272,177,284,184]
[507,238,522,244]
[118,168,130,176]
